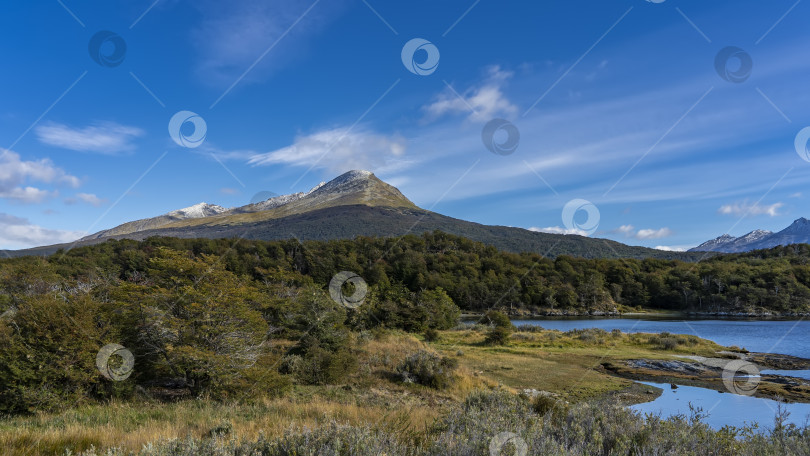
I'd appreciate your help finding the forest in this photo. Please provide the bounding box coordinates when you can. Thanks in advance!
[1,231,810,415]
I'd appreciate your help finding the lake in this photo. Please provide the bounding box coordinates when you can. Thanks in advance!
[515,317,810,358]
[514,317,810,431]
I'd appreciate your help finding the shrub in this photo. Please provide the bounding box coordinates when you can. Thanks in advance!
[516,324,544,332]
[397,350,458,389]
[423,328,440,342]
[531,394,568,418]
[485,325,512,345]
[482,310,514,345]
[283,340,357,385]
[480,310,514,329]
[659,336,680,350]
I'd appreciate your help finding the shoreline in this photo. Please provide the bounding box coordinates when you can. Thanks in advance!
[462,310,810,321]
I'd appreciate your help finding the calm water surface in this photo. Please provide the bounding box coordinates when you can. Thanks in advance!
[632,382,810,431]
[515,317,810,358]
[514,317,810,430]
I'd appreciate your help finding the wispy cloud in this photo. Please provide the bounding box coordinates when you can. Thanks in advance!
[35,122,144,154]
[423,66,518,122]
[64,193,106,207]
[0,213,84,249]
[248,127,408,174]
[718,201,784,217]
[0,150,80,204]
[192,0,345,87]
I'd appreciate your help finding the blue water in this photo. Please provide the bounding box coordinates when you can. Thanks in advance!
[514,317,810,358]
[632,382,810,431]
[514,317,810,430]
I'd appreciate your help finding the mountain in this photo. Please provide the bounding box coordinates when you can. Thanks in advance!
[2,170,710,261]
[81,203,229,240]
[690,229,772,253]
[690,219,810,253]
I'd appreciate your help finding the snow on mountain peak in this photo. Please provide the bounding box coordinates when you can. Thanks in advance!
[167,203,228,219]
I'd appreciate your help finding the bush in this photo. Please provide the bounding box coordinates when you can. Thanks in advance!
[659,337,680,350]
[281,286,358,385]
[647,333,681,350]
[397,350,458,389]
[482,310,514,345]
[284,338,357,385]
[423,328,440,342]
[485,326,512,345]
[480,310,514,329]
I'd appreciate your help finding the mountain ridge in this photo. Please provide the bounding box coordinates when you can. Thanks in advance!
[690,218,810,253]
[4,170,710,261]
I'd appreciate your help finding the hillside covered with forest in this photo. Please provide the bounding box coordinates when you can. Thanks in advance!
[5,231,810,318]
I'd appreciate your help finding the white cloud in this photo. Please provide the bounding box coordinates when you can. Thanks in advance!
[654,245,689,252]
[718,201,784,217]
[0,149,80,203]
[636,227,673,240]
[0,213,84,249]
[614,225,636,236]
[220,187,239,195]
[611,224,673,240]
[423,66,518,122]
[529,226,588,236]
[35,122,144,154]
[248,127,408,174]
[64,193,105,207]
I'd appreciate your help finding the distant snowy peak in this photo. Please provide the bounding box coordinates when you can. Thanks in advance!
[738,229,772,243]
[242,192,306,212]
[167,203,228,219]
[692,234,735,251]
[690,230,774,253]
[689,218,810,253]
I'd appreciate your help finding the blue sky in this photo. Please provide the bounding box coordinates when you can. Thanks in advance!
[1,0,810,251]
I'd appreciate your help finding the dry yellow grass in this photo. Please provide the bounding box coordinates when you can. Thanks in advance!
[0,332,491,456]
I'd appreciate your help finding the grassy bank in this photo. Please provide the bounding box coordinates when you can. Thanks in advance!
[1,326,782,455]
